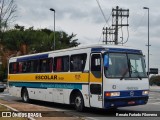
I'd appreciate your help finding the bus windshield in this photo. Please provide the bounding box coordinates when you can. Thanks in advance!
[104,53,147,79]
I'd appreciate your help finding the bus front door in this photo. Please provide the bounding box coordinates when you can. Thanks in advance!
[89,53,103,108]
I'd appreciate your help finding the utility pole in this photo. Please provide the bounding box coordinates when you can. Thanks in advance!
[112,6,129,45]
[103,27,115,44]
[102,27,107,44]
[143,7,150,77]
[115,6,119,45]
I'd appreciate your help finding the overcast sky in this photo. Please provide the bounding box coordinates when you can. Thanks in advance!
[14,0,160,72]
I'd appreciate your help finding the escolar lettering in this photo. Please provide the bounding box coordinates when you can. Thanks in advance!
[35,75,57,80]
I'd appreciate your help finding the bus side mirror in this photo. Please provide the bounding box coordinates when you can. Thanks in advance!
[104,55,109,68]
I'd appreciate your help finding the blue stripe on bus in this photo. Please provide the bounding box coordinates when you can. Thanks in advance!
[91,48,142,54]
[108,48,141,54]
[91,48,105,52]
[17,54,49,62]
[9,82,82,90]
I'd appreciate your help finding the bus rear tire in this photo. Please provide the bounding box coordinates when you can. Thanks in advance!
[74,93,84,112]
[22,88,29,103]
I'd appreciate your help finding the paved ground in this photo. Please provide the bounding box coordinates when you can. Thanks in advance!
[0,86,160,120]
[150,85,160,92]
[0,90,82,120]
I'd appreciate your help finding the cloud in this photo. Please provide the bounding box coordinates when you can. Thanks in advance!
[13,0,160,70]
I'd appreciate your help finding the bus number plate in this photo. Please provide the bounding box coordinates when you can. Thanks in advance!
[128,101,135,104]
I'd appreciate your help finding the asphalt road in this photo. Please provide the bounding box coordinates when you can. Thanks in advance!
[0,90,160,120]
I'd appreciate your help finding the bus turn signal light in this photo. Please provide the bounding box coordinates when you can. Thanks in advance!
[105,92,120,97]
[105,92,111,97]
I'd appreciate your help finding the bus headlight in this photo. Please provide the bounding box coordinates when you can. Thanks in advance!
[142,90,149,95]
[105,92,120,97]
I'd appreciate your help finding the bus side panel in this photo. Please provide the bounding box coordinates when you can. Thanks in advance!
[27,87,70,104]
[82,85,90,107]
[9,86,21,98]
[45,88,54,102]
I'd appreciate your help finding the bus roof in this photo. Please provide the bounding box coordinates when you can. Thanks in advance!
[9,44,141,61]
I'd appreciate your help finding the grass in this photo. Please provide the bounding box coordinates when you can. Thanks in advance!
[0,105,29,120]
[0,105,10,111]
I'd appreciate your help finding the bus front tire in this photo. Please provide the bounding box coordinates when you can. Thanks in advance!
[22,88,29,103]
[74,93,84,112]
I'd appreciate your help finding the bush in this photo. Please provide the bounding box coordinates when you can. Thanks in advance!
[149,75,160,86]
[0,70,4,80]
[0,66,7,81]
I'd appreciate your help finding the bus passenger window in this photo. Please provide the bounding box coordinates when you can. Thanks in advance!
[63,57,69,71]
[9,62,18,74]
[9,63,13,74]
[18,62,23,73]
[56,58,62,71]
[49,59,53,72]
[22,62,27,73]
[26,61,31,72]
[54,56,69,72]
[39,59,47,72]
[39,58,53,73]
[30,60,39,73]
[70,53,87,72]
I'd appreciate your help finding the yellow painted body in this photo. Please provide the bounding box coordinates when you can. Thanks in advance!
[8,72,102,83]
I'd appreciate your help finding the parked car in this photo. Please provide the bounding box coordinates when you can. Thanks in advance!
[0,81,6,92]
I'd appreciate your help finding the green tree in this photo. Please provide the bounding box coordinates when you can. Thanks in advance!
[149,75,160,86]
[2,25,80,54]
[27,28,80,52]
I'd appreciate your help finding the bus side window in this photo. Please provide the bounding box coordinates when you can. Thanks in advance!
[63,56,69,71]
[26,61,31,72]
[48,58,53,72]
[39,59,47,72]
[22,62,27,73]
[13,63,17,73]
[39,58,53,73]
[70,53,87,72]
[18,62,23,73]
[91,54,101,78]
[30,60,39,73]
[53,56,69,72]
[9,62,18,74]
[9,63,12,74]
[56,58,62,71]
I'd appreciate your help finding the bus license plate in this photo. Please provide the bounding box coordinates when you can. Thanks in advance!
[128,101,135,104]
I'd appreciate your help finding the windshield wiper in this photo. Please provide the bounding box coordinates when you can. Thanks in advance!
[120,68,129,80]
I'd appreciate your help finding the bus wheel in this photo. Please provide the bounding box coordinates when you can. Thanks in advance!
[74,93,84,112]
[22,88,29,103]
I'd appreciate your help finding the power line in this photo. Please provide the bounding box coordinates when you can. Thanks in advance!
[96,0,110,26]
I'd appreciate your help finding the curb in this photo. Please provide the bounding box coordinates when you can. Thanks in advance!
[0,102,35,120]
[150,89,160,92]
[149,86,160,92]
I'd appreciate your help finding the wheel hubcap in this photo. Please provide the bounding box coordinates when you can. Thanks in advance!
[75,97,81,107]
[23,92,27,101]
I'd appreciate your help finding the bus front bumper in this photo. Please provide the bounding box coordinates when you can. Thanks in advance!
[104,96,148,109]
